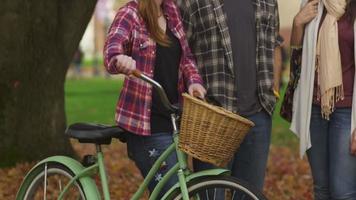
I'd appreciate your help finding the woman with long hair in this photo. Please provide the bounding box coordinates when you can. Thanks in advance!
[104,0,206,197]
[289,0,356,198]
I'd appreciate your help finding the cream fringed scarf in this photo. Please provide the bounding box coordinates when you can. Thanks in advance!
[316,0,347,119]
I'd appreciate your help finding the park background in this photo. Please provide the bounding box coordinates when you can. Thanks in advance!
[0,0,314,199]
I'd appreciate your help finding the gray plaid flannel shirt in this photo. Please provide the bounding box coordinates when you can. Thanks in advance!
[177,0,282,115]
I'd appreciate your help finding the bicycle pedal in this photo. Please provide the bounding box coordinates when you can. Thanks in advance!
[82,155,96,167]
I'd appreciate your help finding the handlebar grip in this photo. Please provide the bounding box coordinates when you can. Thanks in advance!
[131,69,142,78]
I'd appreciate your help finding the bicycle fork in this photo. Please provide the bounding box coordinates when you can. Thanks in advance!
[171,114,190,200]
[177,169,190,200]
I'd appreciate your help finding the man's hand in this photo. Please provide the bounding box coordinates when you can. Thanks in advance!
[351,129,356,156]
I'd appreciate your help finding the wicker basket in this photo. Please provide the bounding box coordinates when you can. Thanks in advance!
[179,93,255,167]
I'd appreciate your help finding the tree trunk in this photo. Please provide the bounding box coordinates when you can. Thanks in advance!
[0,0,97,167]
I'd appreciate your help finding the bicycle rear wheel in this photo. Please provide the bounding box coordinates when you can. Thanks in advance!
[20,162,85,200]
[168,176,267,200]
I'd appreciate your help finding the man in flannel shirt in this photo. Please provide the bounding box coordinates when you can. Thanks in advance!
[177,0,283,192]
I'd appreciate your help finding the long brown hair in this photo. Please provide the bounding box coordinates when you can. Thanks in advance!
[346,0,356,23]
[138,0,170,46]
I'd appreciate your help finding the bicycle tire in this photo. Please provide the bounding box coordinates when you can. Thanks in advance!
[167,176,267,200]
[19,162,86,200]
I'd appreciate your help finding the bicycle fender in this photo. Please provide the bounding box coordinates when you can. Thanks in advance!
[161,168,230,200]
[16,156,101,200]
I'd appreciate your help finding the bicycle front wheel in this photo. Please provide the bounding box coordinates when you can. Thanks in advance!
[168,176,267,200]
[20,162,86,200]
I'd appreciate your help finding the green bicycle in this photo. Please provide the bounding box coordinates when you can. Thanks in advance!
[16,70,267,200]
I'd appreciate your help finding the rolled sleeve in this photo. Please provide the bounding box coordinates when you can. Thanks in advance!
[104,6,135,74]
[290,47,303,88]
[181,41,203,87]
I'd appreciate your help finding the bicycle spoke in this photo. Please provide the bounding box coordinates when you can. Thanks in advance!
[43,163,48,200]
[231,190,236,200]
[22,164,86,200]
[194,193,201,200]
[169,177,265,200]
[59,179,62,192]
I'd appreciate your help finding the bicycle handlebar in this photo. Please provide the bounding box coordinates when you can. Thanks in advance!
[132,70,179,113]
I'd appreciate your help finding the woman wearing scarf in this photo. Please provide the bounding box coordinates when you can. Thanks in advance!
[289,0,356,199]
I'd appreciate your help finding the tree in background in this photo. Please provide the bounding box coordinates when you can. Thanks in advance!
[0,0,97,167]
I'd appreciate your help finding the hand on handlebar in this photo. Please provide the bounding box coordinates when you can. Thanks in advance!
[115,55,136,75]
[188,83,206,99]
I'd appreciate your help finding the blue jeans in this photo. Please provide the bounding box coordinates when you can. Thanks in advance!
[308,106,356,200]
[126,132,178,199]
[193,111,272,192]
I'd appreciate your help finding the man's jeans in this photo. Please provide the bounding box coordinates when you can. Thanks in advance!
[307,106,356,200]
[194,110,272,191]
[126,132,178,199]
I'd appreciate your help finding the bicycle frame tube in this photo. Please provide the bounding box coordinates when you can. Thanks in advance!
[149,163,180,200]
[141,114,191,200]
[131,142,176,200]
[57,146,110,200]
[150,115,191,200]
[149,135,191,200]
[172,114,190,200]
[58,163,99,200]
[147,165,191,200]
[97,146,111,200]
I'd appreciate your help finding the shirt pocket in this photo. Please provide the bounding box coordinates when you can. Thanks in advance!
[132,28,152,57]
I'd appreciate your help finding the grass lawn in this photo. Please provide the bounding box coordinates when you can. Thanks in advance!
[65,78,123,125]
[65,78,298,148]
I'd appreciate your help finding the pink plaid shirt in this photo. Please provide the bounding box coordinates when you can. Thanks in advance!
[104,0,203,136]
